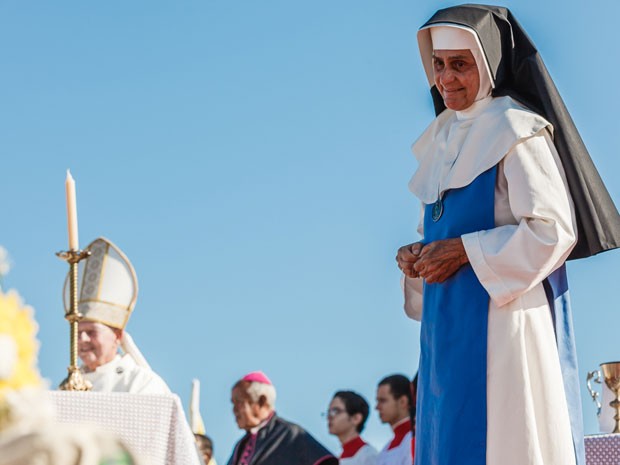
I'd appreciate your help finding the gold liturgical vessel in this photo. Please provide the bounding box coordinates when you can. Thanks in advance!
[601,362,620,433]
[587,361,620,434]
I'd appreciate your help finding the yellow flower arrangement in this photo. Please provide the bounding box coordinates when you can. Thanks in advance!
[0,289,43,400]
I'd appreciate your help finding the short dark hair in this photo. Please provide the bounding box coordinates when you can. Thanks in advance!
[333,390,370,433]
[194,433,213,452]
[378,374,412,407]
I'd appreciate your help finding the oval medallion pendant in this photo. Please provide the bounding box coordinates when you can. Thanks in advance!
[432,199,443,222]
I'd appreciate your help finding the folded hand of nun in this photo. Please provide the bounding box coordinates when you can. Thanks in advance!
[413,238,469,284]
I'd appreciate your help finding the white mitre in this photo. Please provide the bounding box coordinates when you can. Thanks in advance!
[63,237,137,329]
[63,237,150,369]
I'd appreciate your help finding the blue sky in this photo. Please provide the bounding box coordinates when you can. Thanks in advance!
[1,1,618,463]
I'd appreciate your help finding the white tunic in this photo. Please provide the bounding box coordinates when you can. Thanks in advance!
[340,443,378,465]
[376,433,413,465]
[83,354,171,395]
[404,96,577,465]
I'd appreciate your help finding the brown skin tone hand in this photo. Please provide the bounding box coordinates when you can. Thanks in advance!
[396,238,469,282]
[413,238,469,283]
[396,242,424,278]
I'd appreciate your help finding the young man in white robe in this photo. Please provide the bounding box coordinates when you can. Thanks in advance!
[375,375,413,465]
[327,390,377,465]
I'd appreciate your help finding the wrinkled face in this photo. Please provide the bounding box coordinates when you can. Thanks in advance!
[231,384,262,431]
[432,49,480,111]
[327,396,356,436]
[77,321,121,371]
[375,384,402,425]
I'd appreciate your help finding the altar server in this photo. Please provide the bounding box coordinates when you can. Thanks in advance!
[327,390,377,465]
[375,375,413,465]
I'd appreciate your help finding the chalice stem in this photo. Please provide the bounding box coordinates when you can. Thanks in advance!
[611,398,620,434]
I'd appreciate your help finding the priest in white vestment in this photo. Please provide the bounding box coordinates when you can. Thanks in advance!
[64,237,170,394]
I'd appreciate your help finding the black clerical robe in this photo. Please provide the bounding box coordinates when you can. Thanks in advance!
[227,414,337,465]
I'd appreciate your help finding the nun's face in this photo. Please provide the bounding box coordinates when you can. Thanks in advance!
[432,49,480,111]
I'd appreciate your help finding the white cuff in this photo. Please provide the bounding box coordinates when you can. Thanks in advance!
[461,232,514,307]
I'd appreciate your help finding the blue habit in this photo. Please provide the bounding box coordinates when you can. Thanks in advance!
[414,167,496,465]
[414,166,585,465]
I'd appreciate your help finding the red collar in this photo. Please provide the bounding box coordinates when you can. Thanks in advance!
[388,418,411,450]
[341,436,366,459]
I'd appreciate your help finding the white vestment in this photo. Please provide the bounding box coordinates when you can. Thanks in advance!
[405,96,577,465]
[83,354,171,395]
[340,443,378,465]
[376,433,413,465]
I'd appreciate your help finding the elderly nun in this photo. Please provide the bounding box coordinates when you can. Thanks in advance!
[395,5,620,465]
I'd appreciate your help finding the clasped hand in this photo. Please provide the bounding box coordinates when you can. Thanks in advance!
[395,238,468,284]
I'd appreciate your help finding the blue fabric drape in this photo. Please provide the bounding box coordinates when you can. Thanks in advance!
[543,267,586,465]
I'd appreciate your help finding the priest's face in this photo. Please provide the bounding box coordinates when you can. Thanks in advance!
[432,49,480,111]
[231,384,264,431]
[77,321,122,371]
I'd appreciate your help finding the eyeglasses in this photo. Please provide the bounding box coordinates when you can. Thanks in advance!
[321,407,346,418]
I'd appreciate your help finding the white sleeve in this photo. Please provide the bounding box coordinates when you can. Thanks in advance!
[402,204,425,320]
[131,369,172,395]
[461,130,576,307]
[403,276,423,321]
[417,203,425,237]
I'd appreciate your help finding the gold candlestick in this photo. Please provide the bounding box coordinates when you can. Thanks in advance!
[56,249,92,391]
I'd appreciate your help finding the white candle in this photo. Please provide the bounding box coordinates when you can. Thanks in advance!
[65,170,79,250]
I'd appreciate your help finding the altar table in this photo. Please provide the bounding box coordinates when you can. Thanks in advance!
[49,391,202,465]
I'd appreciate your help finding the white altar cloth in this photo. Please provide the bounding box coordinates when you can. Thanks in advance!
[48,391,201,465]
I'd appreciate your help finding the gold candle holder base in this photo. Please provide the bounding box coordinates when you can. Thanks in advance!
[59,366,92,391]
[56,249,92,392]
